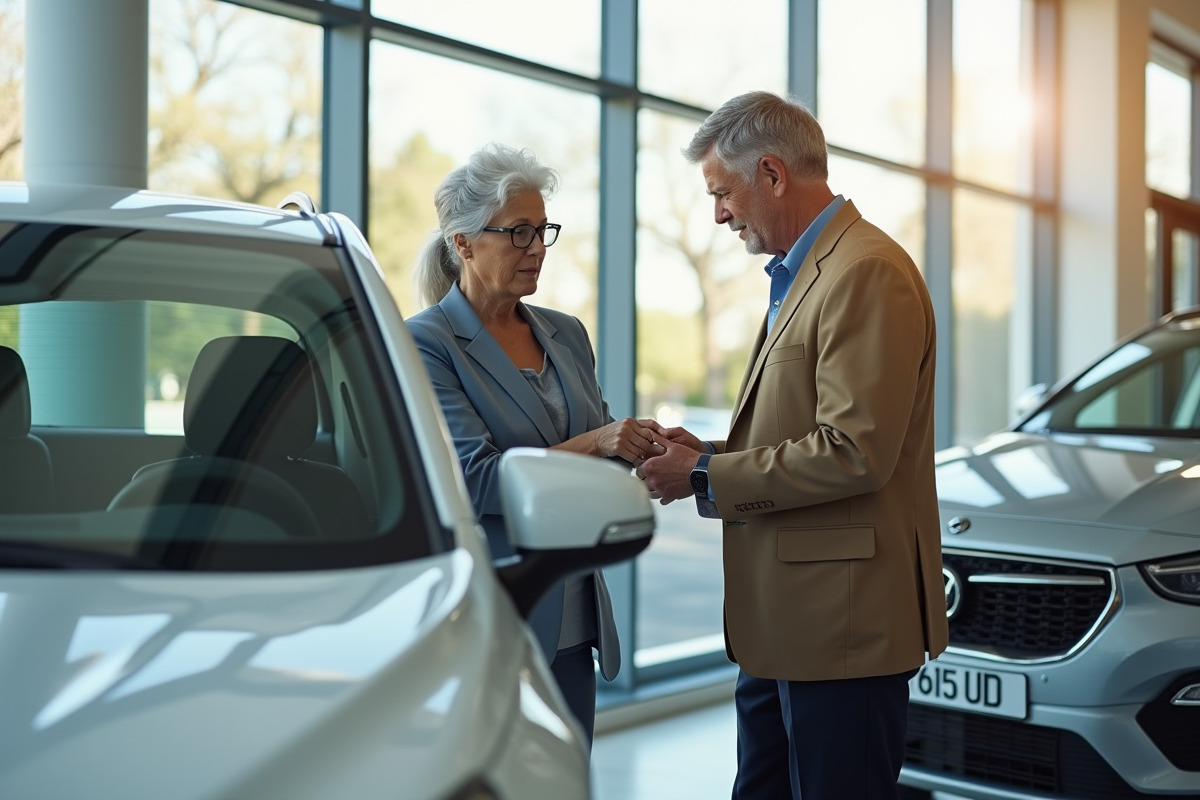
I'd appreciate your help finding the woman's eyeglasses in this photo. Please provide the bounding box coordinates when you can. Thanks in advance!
[481,223,561,248]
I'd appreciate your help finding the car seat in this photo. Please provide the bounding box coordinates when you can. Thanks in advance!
[0,346,56,513]
[110,336,371,539]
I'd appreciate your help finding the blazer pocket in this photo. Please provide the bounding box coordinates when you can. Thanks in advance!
[763,343,805,366]
[777,525,875,562]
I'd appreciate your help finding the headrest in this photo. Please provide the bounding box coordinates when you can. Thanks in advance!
[0,346,32,438]
[184,336,317,459]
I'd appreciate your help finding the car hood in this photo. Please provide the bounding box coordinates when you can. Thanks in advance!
[935,432,1200,563]
[0,550,552,800]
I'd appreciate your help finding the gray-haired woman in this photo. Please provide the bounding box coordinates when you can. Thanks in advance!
[407,142,665,747]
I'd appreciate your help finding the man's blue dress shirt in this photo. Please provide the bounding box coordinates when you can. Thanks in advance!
[765,194,846,332]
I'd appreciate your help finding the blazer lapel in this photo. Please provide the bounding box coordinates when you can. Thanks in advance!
[439,284,561,445]
[730,200,863,426]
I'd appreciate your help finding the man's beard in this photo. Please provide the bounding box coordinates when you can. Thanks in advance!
[742,229,769,256]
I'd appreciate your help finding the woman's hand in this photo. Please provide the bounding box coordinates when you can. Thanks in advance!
[659,425,705,452]
[554,417,666,464]
[591,417,670,464]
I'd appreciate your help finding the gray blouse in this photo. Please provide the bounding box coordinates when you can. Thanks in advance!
[520,354,598,651]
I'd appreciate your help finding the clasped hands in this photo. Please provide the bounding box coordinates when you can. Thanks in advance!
[599,418,704,506]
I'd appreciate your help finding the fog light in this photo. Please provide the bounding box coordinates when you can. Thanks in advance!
[1171,683,1200,706]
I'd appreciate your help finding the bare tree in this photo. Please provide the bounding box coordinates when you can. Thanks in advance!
[638,118,761,408]
[0,0,24,180]
[149,0,320,204]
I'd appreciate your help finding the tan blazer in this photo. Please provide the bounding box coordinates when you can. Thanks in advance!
[707,199,949,682]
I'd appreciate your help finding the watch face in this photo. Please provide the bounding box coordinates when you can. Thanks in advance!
[690,469,707,495]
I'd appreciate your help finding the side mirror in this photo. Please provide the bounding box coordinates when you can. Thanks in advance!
[494,448,654,618]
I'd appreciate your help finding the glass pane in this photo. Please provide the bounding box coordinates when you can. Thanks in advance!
[634,109,764,657]
[1146,55,1191,198]
[953,190,1033,444]
[829,155,926,273]
[372,0,600,78]
[953,0,1035,193]
[0,0,22,181]
[1173,228,1200,311]
[148,0,322,204]
[369,43,600,331]
[638,0,786,110]
[819,0,925,166]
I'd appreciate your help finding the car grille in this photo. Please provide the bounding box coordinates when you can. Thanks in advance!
[905,705,1200,799]
[943,550,1117,661]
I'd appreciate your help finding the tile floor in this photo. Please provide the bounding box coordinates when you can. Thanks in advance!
[592,699,737,800]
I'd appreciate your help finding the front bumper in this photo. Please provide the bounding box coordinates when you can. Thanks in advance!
[901,566,1200,799]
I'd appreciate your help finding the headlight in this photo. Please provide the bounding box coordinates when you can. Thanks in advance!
[1140,552,1200,604]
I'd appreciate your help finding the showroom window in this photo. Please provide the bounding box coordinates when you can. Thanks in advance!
[367,42,600,327]
[953,0,1036,194]
[372,0,601,79]
[1146,39,1200,317]
[147,0,322,204]
[638,0,787,109]
[952,190,1035,442]
[818,0,927,168]
[1146,42,1192,200]
[950,0,1040,440]
[0,0,21,182]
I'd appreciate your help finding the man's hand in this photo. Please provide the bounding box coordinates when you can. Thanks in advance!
[636,439,700,505]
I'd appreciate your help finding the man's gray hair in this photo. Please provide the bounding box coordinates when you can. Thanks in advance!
[414,143,559,308]
[682,91,828,184]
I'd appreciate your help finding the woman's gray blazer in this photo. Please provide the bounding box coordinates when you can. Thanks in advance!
[406,282,621,680]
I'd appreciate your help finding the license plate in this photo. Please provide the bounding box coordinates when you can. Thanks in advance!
[909,662,1027,719]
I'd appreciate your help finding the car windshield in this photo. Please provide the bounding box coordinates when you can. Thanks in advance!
[0,221,443,571]
[1020,314,1200,437]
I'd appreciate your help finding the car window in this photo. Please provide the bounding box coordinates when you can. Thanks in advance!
[1022,320,1200,436]
[0,223,442,570]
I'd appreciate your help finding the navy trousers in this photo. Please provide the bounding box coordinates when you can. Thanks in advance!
[731,667,916,800]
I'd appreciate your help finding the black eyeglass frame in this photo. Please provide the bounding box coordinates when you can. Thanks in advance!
[480,223,561,248]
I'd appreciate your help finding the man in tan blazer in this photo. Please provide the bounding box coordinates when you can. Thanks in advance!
[639,91,949,800]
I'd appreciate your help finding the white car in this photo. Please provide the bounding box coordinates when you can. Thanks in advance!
[0,183,654,800]
[901,308,1200,800]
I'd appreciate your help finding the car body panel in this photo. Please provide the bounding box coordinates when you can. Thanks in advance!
[0,549,587,800]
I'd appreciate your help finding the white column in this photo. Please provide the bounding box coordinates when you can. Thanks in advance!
[24,0,147,187]
[1057,0,1146,375]
[22,0,149,428]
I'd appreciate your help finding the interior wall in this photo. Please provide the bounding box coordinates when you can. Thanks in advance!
[1058,0,1147,376]
[1058,0,1200,378]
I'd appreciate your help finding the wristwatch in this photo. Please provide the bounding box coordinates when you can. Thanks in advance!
[689,453,712,497]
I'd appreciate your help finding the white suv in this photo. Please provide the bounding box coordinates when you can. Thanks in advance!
[0,183,653,800]
[902,308,1200,800]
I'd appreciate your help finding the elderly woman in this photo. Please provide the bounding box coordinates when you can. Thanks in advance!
[407,143,664,746]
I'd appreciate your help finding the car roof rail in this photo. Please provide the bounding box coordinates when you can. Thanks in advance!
[277,191,319,215]
[275,190,340,246]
